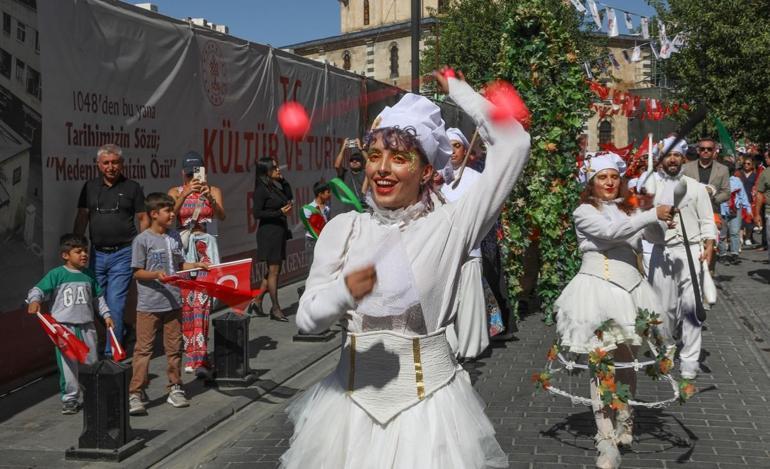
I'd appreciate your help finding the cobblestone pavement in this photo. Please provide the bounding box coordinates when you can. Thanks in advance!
[194,249,770,469]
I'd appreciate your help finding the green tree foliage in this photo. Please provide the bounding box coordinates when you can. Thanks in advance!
[423,0,594,322]
[650,0,770,141]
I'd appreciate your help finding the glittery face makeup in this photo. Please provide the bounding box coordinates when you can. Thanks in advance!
[365,134,430,209]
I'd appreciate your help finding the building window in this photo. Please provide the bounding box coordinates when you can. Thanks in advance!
[342,50,351,71]
[26,66,39,98]
[34,30,39,53]
[438,0,448,12]
[2,13,10,36]
[598,120,612,145]
[16,21,25,43]
[12,166,21,185]
[363,0,369,26]
[389,43,399,78]
[15,58,24,83]
[0,48,11,78]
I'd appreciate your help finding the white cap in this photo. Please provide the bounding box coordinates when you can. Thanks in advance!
[654,136,688,159]
[737,146,746,154]
[578,152,627,184]
[373,93,452,169]
[446,127,470,149]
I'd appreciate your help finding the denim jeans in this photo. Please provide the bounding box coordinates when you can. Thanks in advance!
[719,214,742,255]
[91,246,133,356]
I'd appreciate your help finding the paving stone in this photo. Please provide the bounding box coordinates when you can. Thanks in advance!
[205,249,770,467]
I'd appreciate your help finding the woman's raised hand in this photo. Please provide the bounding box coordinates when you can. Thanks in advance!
[431,66,465,95]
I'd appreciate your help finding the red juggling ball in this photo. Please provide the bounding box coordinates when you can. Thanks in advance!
[278,101,310,141]
[485,80,531,129]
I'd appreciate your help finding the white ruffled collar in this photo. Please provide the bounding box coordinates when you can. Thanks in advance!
[589,196,624,205]
[366,193,432,227]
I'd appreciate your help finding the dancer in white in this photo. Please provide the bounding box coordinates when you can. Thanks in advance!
[644,137,715,380]
[554,153,673,469]
[280,72,530,469]
[441,127,489,359]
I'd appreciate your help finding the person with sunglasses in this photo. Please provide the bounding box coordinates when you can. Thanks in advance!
[682,137,730,272]
[73,143,149,358]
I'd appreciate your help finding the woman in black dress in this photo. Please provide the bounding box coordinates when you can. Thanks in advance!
[252,157,293,321]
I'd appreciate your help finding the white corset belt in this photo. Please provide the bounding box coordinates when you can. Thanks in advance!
[335,328,458,425]
[578,248,644,291]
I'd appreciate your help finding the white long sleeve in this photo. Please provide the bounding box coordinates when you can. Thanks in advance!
[574,204,658,243]
[295,212,357,333]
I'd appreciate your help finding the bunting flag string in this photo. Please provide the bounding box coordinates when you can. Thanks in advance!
[566,1,686,70]
[586,80,690,122]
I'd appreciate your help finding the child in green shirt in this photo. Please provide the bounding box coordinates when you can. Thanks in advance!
[27,234,113,415]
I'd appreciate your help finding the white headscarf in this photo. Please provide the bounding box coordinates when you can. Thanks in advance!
[373,93,453,170]
[446,127,470,149]
[578,152,627,184]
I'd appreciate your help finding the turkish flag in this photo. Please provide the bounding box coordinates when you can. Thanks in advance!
[36,313,90,364]
[163,259,261,313]
[109,327,126,361]
[308,213,326,237]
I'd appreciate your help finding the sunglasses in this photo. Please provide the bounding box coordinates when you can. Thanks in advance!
[697,147,715,152]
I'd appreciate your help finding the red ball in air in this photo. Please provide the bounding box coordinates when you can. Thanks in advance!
[278,101,310,141]
[485,80,531,129]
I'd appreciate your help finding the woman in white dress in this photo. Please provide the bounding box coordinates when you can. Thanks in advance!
[279,71,530,469]
[554,153,673,469]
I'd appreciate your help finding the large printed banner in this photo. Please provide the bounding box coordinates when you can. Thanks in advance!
[38,0,363,282]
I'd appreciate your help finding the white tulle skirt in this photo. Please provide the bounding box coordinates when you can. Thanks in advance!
[279,369,508,469]
[554,273,662,354]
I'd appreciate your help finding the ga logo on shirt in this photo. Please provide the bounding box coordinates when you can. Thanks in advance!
[62,286,89,307]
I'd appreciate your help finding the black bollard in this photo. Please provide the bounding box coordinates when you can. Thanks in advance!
[213,312,256,386]
[65,360,144,461]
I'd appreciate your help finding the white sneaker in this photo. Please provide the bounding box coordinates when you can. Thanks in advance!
[681,370,697,380]
[184,366,194,374]
[745,239,754,246]
[129,393,147,415]
[166,384,190,408]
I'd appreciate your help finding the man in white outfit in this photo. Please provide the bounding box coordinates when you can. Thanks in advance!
[644,136,716,380]
[441,127,488,359]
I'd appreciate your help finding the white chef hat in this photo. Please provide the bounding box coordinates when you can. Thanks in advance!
[373,93,452,170]
[446,127,470,149]
[578,152,627,184]
[653,136,688,159]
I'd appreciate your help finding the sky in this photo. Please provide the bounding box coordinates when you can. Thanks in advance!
[143,0,660,48]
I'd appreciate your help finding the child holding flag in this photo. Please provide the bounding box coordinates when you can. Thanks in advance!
[302,179,332,255]
[129,193,209,415]
[26,234,114,415]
